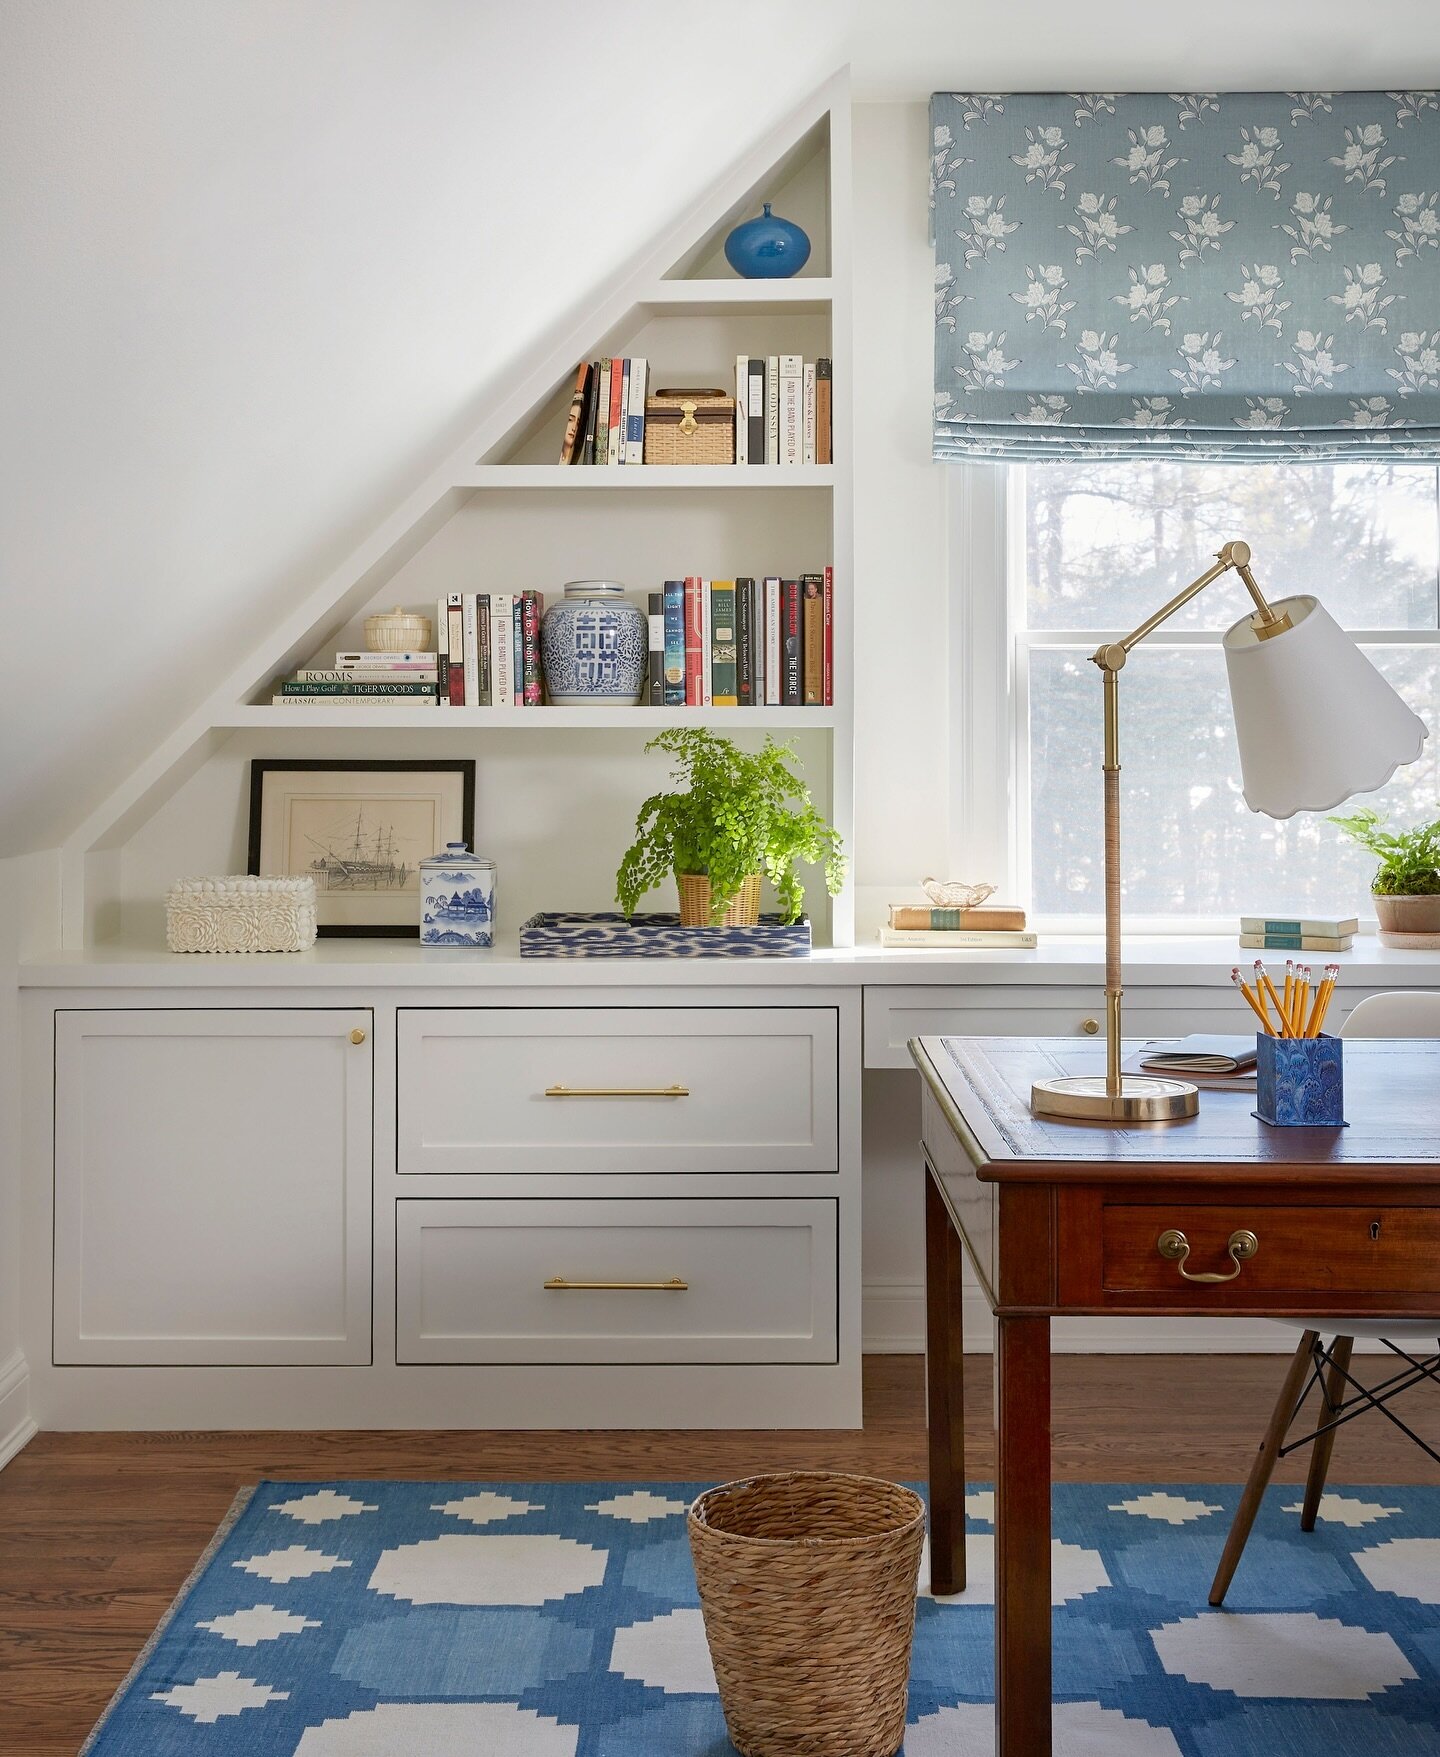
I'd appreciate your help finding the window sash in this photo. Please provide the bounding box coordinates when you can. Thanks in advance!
[949,463,1438,935]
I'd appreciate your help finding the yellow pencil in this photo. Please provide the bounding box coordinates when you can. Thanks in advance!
[1308,965,1339,1037]
[1292,967,1311,1038]
[1233,967,1272,1033]
[1255,962,1285,1033]
[1282,960,1295,1034]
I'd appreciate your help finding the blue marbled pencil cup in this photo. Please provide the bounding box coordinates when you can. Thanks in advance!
[1255,1033,1345,1127]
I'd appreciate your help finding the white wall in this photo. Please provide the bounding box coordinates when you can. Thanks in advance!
[0,852,59,1462]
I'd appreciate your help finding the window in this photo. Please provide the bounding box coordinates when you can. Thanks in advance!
[954,462,1440,928]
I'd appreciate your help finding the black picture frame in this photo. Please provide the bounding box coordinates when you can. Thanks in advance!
[247,758,477,938]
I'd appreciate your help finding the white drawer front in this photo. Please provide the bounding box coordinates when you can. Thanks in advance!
[863,986,1237,1069]
[396,1197,838,1365]
[397,1007,838,1175]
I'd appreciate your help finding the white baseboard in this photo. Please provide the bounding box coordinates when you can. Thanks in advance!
[861,1283,1393,1355]
[0,1349,35,1469]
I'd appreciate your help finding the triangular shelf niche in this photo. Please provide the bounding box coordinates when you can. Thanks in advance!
[479,115,835,466]
[60,71,852,950]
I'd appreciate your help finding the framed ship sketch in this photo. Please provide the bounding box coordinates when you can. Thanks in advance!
[247,759,476,937]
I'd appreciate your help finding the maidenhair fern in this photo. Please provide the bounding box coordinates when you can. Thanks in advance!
[616,729,846,925]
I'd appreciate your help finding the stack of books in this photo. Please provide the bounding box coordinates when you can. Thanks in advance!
[645,574,834,707]
[271,651,437,706]
[438,592,543,707]
[879,902,1035,949]
[734,356,832,465]
[558,358,647,465]
[1238,913,1358,953]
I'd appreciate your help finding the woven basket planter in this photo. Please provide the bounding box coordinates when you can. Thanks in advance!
[676,871,761,928]
[688,1472,925,1757]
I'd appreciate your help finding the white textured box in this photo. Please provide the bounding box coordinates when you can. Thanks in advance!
[165,876,318,953]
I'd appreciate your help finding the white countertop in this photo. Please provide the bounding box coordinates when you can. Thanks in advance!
[17,934,1440,989]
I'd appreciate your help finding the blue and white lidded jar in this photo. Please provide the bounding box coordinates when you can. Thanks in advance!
[419,842,495,947]
[541,580,647,705]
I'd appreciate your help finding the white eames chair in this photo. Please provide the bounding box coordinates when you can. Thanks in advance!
[1209,991,1440,1604]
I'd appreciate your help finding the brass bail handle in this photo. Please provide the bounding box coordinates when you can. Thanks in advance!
[1157,1228,1259,1284]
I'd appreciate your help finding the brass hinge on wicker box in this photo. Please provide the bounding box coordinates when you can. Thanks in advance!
[644,387,736,465]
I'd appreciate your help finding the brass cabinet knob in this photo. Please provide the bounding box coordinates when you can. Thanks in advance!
[350,1028,367,1045]
[1081,1017,1100,1035]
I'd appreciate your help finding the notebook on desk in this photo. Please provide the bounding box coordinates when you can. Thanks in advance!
[1124,1035,1258,1090]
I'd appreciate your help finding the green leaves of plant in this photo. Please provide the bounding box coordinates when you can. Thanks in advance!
[1327,805,1440,896]
[614,728,848,924]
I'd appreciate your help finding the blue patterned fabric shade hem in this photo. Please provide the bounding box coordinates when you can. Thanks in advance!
[931,90,1440,461]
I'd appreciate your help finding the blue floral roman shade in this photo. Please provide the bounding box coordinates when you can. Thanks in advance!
[931,90,1440,461]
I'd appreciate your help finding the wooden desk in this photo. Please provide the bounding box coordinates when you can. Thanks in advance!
[911,1035,1440,1757]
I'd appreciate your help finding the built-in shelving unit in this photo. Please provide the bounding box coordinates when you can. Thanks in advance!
[58,74,854,951]
[453,464,836,490]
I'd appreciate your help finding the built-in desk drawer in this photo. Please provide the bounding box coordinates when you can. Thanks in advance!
[1060,1194,1440,1315]
[865,985,1236,1069]
[396,1196,838,1364]
[397,1006,838,1175]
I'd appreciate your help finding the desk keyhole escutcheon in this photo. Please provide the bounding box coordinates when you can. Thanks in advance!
[1371,1218,1382,1241]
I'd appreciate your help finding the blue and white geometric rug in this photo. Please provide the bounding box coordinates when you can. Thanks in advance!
[82,1480,1440,1755]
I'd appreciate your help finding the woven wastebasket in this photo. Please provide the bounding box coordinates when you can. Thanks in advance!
[688,1471,925,1757]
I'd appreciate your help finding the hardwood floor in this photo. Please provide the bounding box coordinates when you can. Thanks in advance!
[3,1351,1438,1756]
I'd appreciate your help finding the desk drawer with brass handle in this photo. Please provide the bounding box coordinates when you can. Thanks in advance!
[1057,1197,1440,1313]
[395,1197,838,1364]
[396,1006,838,1176]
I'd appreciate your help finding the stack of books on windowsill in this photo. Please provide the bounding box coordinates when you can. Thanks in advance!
[878,903,1036,949]
[1238,913,1358,953]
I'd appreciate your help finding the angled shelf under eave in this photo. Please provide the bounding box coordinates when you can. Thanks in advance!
[635,278,834,316]
[454,464,835,490]
[222,706,841,730]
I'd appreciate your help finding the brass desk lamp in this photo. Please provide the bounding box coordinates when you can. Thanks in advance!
[1031,539,1429,1124]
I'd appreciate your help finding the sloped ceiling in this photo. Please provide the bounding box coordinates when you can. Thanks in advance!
[2,0,1436,852]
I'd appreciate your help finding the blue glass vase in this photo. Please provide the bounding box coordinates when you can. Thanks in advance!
[723,203,812,280]
[541,581,647,705]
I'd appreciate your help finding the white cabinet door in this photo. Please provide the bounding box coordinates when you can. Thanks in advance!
[396,1196,838,1365]
[397,1006,839,1175]
[54,1009,372,1365]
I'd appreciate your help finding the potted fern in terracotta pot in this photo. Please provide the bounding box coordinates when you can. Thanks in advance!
[616,729,846,927]
[1328,806,1440,938]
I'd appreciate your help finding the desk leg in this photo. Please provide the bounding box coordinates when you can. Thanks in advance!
[996,1313,1051,1757]
[924,1166,965,1594]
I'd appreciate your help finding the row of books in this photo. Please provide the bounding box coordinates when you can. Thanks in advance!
[878,903,1036,949]
[1238,913,1358,952]
[558,359,647,465]
[734,355,832,466]
[437,591,544,707]
[645,574,834,707]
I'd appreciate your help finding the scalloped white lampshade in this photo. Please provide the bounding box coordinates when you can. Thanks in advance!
[1223,595,1429,820]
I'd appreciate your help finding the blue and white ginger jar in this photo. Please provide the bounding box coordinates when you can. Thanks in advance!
[541,581,646,705]
[420,842,495,947]
[723,203,812,279]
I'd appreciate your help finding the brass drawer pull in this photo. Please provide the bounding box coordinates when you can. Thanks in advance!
[1157,1228,1259,1284]
[543,1277,688,1292]
[544,1084,689,1098]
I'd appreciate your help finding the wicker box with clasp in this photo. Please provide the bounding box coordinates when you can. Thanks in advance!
[643,387,736,465]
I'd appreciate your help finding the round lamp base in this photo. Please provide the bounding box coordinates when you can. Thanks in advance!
[1031,1073,1199,1124]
